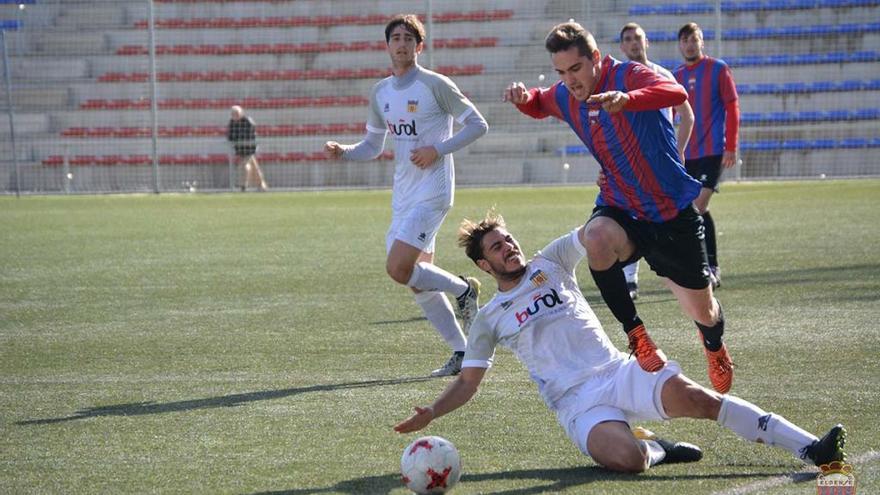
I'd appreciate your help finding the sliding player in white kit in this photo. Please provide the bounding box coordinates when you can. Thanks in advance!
[325,14,487,376]
[395,209,846,473]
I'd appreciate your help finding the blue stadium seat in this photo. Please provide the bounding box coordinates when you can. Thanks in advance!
[871,138,880,147]
[866,79,880,90]
[808,81,836,92]
[840,138,869,148]
[838,80,863,91]
[850,51,879,62]
[796,111,824,121]
[811,139,837,149]
[853,108,880,120]
[683,2,714,13]
[628,5,654,15]
[782,82,809,93]
[781,140,809,150]
[754,83,779,93]
[769,111,795,122]
[741,112,763,123]
[826,110,850,120]
[0,19,21,30]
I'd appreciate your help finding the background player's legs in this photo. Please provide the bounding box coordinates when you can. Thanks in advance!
[387,240,468,296]
[387,244,467,376]
[693,188,719,286]
[235,155,249,190]
[248,156,268,191]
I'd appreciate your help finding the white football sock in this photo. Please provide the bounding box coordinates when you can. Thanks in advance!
[642,439,666,466]
[718,395,818,458]
[623,261,639,285]
[407,262,469,297]
[414,291,467,352]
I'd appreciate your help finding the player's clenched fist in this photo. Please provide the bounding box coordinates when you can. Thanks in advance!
[587,91,630,114]
[503,82,530,105]
[324,141,345,159]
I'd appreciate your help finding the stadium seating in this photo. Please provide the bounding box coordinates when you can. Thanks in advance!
[79,95,369,110]
[97,65,484,83]
[629,0,880,15]
[132,9,514,29]
[115,38,499,56]
[41,151,393,167]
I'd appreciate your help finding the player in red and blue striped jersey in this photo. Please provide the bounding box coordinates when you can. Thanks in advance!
[504,21,733,394]
[674,22,741,289]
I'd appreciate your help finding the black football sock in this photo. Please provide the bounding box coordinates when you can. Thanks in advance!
[696,300,724,351]
[590,263,643,334]
[703,210,718,268]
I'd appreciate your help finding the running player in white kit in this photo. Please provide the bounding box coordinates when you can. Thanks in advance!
[325,14,487,376]
[394,210,846,473]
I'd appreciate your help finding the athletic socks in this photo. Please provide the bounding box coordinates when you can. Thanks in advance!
[590,263,642,334]
[414,291,467,352]
[703,210,718,268]
[407,262,470,297]
[718,395,818,458]
[642,440,667,466]
[696,300,724,352]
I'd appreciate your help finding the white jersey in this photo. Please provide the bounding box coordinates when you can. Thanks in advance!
[366,65,479,215]
[463,230,629,408]
[645,60,676,122]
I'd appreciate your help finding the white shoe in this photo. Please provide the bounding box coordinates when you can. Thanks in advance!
[430,353,464,377]
[455,276,481,333]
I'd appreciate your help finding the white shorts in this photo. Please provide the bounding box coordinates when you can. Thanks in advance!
[554,359,681,458]
[385,204,449,254]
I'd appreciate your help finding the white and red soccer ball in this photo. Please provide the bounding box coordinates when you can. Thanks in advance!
[400,435,461,494]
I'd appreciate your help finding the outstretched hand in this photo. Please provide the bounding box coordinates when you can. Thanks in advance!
[324,141,344,159]
[394,406,434,434]
[587,91,630,114]
[502,82,530,105]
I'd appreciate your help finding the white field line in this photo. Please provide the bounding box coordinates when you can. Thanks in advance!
[712,450,880,495]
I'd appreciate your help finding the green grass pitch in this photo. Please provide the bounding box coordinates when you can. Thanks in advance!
[1,180,878,494]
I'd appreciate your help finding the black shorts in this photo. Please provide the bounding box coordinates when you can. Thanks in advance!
[685,154,723,192]
[589,205,711,290]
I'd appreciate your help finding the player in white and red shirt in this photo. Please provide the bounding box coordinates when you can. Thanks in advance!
[326,15,487,376]
[394,210,846,473]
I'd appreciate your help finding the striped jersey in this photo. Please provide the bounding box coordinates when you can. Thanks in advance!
[516,55,701,222]
[673,56,738,160]
[365,65,479,214]
[463,229,628,408]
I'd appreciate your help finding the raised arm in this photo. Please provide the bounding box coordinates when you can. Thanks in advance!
[393,367,486,433]
[504,82,563,120]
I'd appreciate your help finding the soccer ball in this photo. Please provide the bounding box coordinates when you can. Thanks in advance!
[400,435,461,494]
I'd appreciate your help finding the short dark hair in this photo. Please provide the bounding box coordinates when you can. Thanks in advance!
[457,209,506,263]
[678,22,703,41]
[619,22,644,41]
[385,14,426,44]
[544,21,598,57]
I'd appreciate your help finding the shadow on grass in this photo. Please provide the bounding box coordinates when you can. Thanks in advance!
[369,316,428,326]
[250,465,814,495]
[16,376,432,426]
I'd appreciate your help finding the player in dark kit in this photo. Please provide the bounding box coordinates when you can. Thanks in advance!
[504,21,734,393]
[674,22,741,288]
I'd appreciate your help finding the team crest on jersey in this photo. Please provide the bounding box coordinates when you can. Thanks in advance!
[407,99,419,112]
[383,102,390,113]
[688,77,697,91]
[588,110,600,126]
[529,270,548,288]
